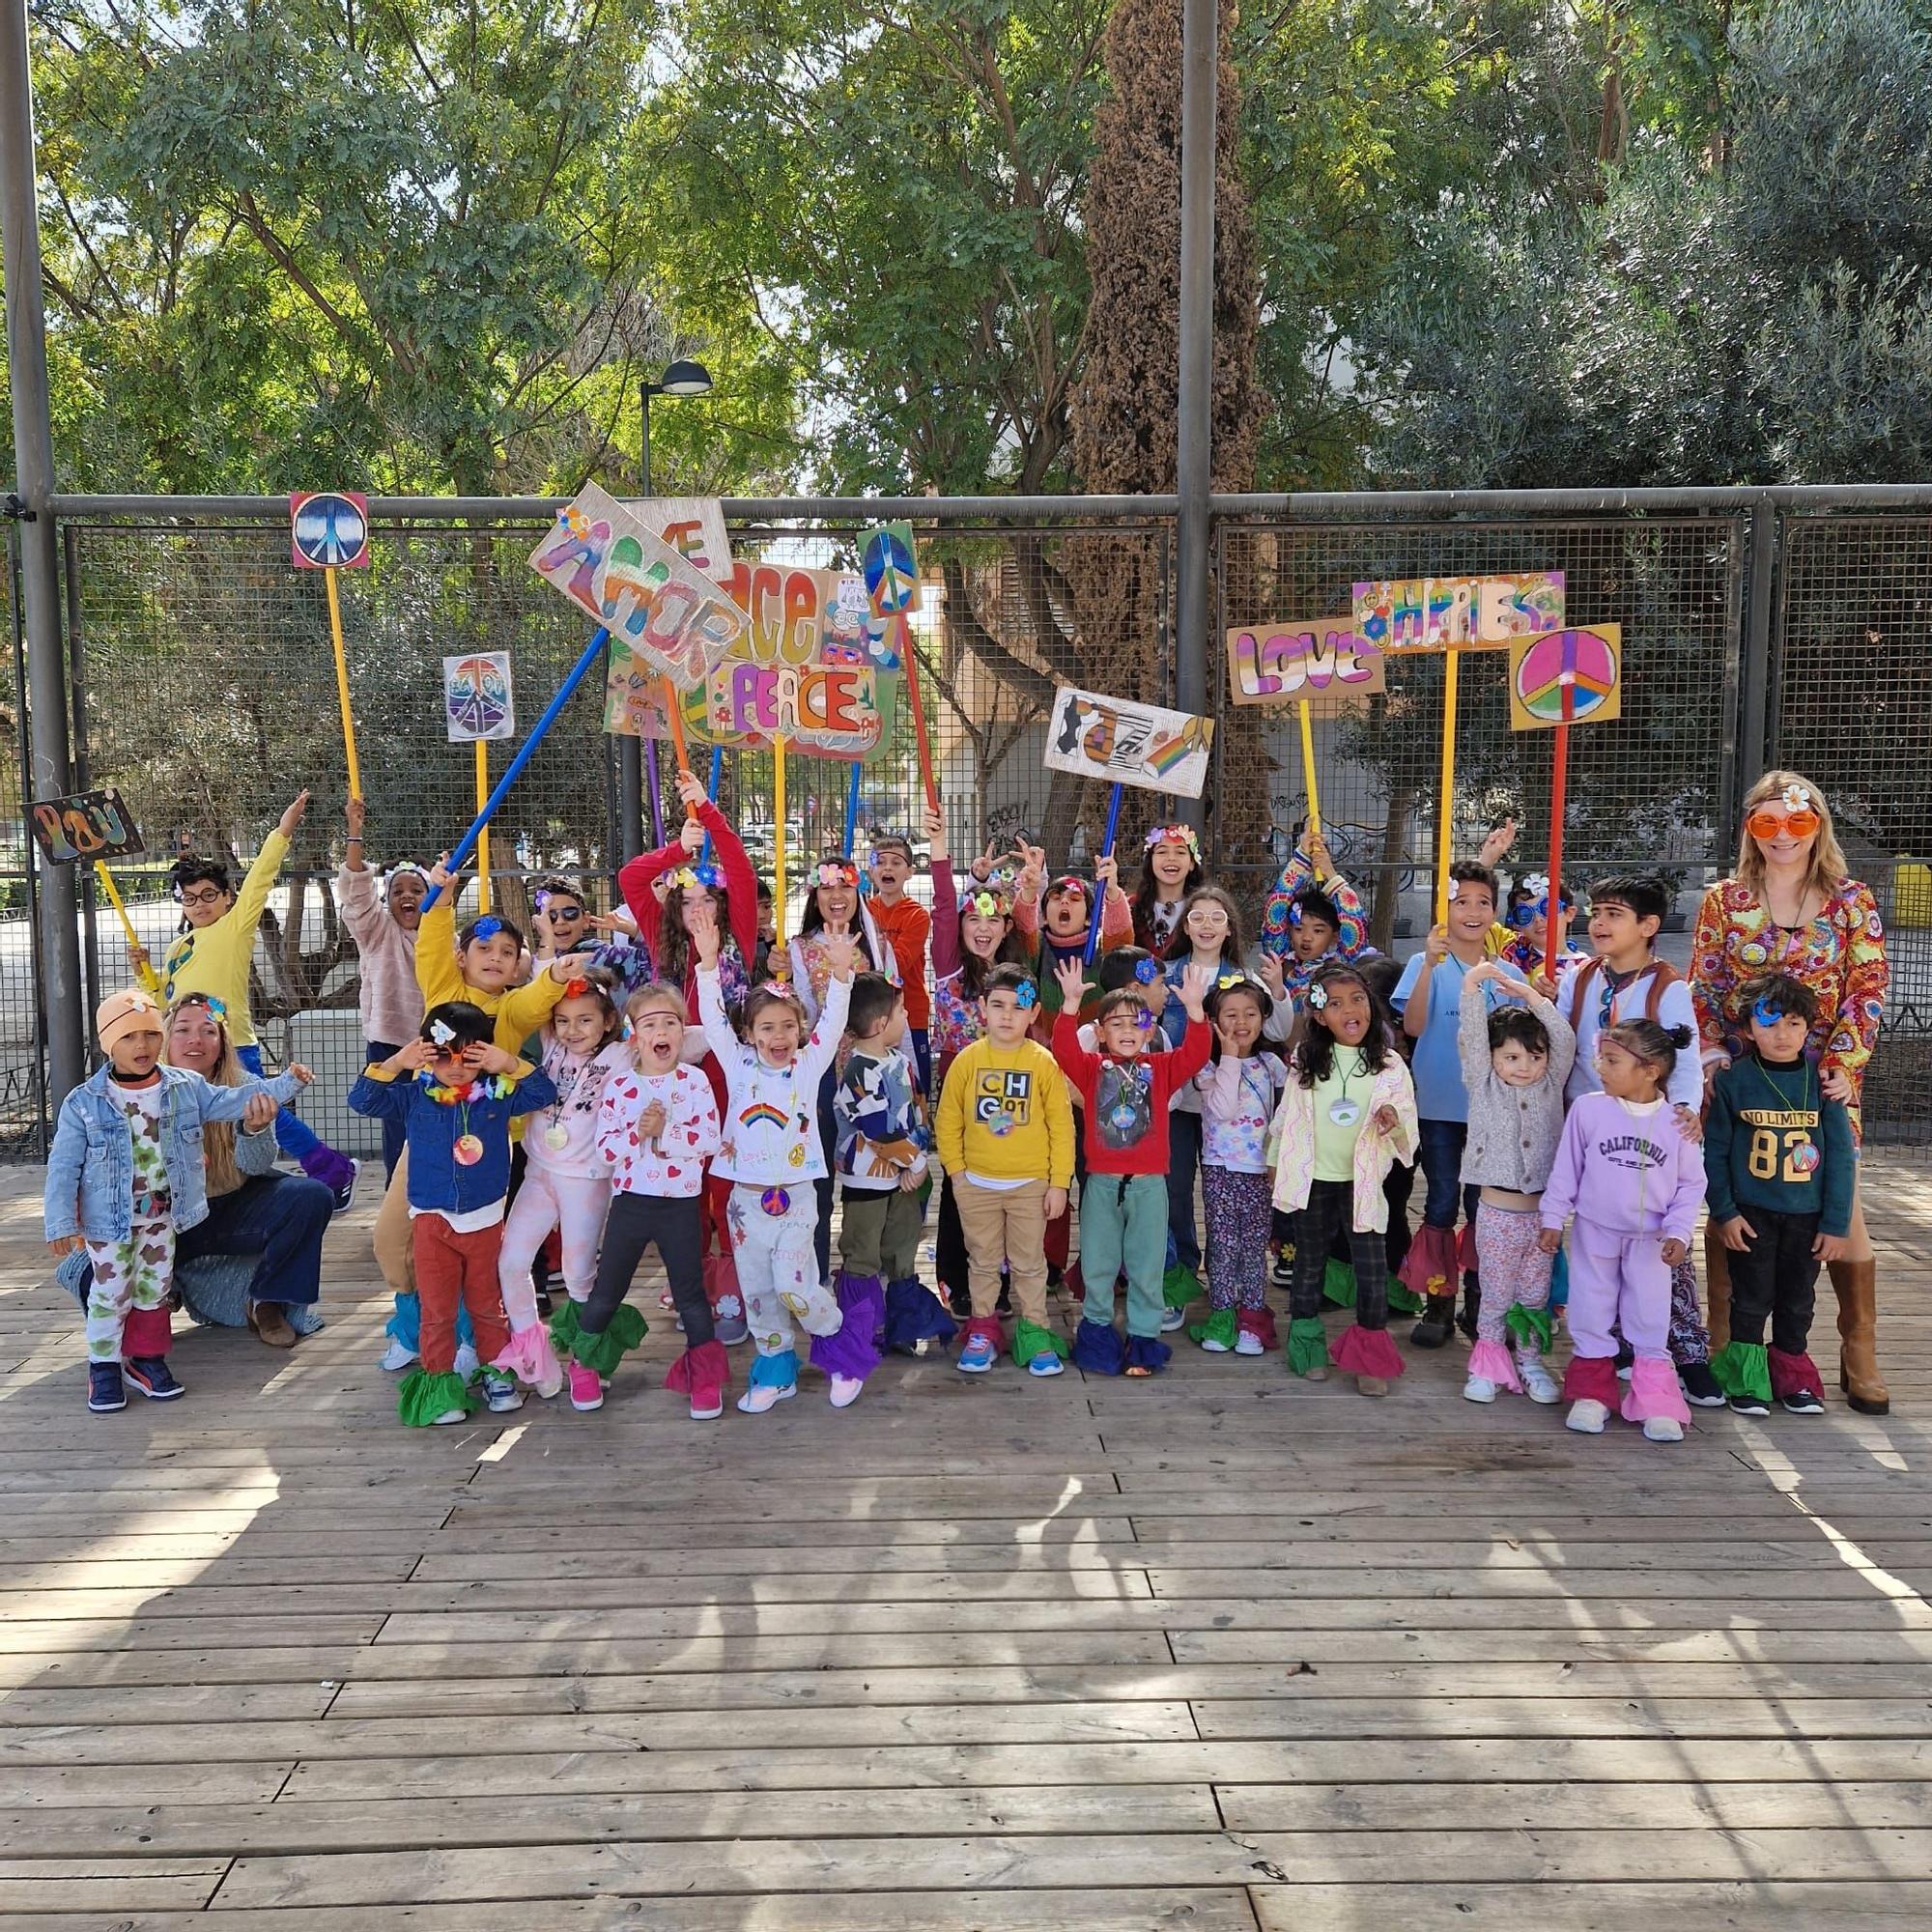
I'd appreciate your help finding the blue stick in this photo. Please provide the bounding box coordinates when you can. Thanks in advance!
[843,759,863,856]
[1083,782,1124,966]
[700,744,723,866]
[422,627,610,911]
[644,736,665,848]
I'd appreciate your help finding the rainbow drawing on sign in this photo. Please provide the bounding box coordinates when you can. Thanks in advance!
[1352,572,1565,653]
[1507,626,1623,731]
[442,652,515,742]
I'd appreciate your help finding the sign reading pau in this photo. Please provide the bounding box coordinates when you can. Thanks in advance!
[1225,616,1387,709]
[30,788,143,865]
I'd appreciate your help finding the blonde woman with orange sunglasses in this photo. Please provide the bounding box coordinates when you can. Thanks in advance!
[1690,771,1889,1412]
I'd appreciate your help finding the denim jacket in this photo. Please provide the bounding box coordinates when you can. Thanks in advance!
[44,1062,305,1242]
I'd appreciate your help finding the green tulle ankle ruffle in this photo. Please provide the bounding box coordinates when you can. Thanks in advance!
[568,1303,647,1378]
[1505,1303,1553,1354]
[1011,1318,1067,1363]
[397,1368,478,1428]
[1712,1340,1772,1402]
[1288,1316,1330,1377]
[1189,1307,1237,1350]
[1162,1263,1201,1310]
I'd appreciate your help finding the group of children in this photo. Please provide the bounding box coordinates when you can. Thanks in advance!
[46,791,1852,1444]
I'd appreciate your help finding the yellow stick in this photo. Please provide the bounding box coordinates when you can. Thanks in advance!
[93,859,150,988]
[1297,699,1321,846]
[1435,649,1461,927]
[473,740,491,916]
[772,735,788,976]
[324,567,363,802]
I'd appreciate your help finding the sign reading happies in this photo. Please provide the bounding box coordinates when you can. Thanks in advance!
[1352,571,1564,652]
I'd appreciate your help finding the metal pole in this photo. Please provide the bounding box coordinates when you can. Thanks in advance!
[1172,0,1216,838]
[616,383,653,861]
[1738,491,1776,802]
[1,0,86,1109]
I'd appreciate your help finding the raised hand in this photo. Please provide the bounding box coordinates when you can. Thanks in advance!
[1423,923,1450,965]
[427,852,456,893]
[1478,816,1519,868]
[285,1063,315,1086]
[1054,957,1088,1008]
[687,898,721,966]
[1094,853,1120,895]
[923,805,948,864]
[1180,962,1214,1019]
[676,770,707,813]
[345,795,366,841]
[824,932,857,981]
[242,1093,279,1132]
[278,790,312,838]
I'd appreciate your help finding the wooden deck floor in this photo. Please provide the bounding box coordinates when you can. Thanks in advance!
[4,1157,1932,1929]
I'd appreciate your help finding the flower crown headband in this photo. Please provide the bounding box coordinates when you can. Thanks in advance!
[1143,823,1202,863]
[966,886,1013,921]
[812,860,860,889]
[669,862,724,893]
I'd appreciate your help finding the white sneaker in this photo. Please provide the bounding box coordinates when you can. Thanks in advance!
[1159,1305,1186,1333]
[380,1339,417,1373]
[430,1407,466,1426]
[483,1377,525,1415]
[1520,1364,1561,1406]
[1235,1331,1264,1357]
[1462,1374,1498,1405]
[1642,1415,1684,1443]
[1199,1333,1233,1354]
[1566,1398,1609,1435]
[828,1375,864,1409]
[452,1342,480,1379]
[736,1380,796,1415]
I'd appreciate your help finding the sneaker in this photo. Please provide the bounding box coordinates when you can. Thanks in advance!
[482,1372,525,1415]
[87,1363,126,1413]
[1269,1250,1293,1290]
[1520,1364,1561,1406]
[958,1335,998,1375]
[1355,1376,1389,1399]
[1680,1360,1727,1407]
[1200,1330,1233,1354]
[829,1375,864,1409]
[689,1382,724,1421]
[1462,1374,1498,1406]
[430,1406,467,1425]
[1566,1398,1609,1435]
[124,1356,184,1401]
[380,1338,418,1373]
[1616,1363,1634,1382]
[452,1342,480,1380]
[1781,1388,1825,1415]
[1027,1350,1065,1378]
[330,1159,360,1214]
[567,1362,604,1412]
[714,1308,750,1347]
[1159,1304,1186,1333]
[737,1380,797,1414]
[1642,1415,1684,1443]
[1235,1330,1264,1357]
[1728,1392,1771,1418]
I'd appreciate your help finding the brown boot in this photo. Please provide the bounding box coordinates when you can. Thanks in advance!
[1702,1224,1732,1353]
[1832,1258,1888,1415]
[247,1301,298,1350]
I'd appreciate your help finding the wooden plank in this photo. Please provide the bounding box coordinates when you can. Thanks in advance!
[0,1617,385,1655]
[0,1701,1204,1766]
[1190,1696,1932,1741]
[280,1735,1932,1802]
[0,1862,228,1913]
[0,1764,292,1809]
[207,1829,1932,1906]
[0,1784,1221,1859]
[1248,1883,1932,1931]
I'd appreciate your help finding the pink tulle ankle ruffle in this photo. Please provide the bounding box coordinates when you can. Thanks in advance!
[1620,1353,1690,1427]
[1332,1323,1404,1379]
[493,1323,563,1400]
[1466,1337,1522,1394]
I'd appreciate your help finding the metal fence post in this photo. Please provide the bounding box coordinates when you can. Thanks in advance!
[1,0,87,1116]
[1735,491,1777,803]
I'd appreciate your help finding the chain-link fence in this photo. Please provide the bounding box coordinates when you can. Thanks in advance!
[6,494,1930,1151]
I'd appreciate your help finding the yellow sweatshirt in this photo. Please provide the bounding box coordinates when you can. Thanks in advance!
[934,1037,1074,1189]
[414,896,569,1051]
[142,829,288,1048]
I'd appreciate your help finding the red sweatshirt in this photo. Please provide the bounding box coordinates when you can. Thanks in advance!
[867,893,931,1029]
[1053,1012,1209,1176]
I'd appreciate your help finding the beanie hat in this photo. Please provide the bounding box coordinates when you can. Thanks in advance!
[97,989,163,1057]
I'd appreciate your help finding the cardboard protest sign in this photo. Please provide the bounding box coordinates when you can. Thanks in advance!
[529,483,746,689]
[290,492,370,570]
[1044,688,1215,800]
[443,652,516,742]
[1507,626,1622,731]
[30,788,143,865]
[607,563,897,760]
[861,523,922,617]
[1226,617,1386,710]
[1352,572,1564,654]
[628,497,731,579]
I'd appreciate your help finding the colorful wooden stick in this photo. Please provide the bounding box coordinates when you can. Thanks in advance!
[1084,782,1124,966]
[1297,698,1321,844]
[1544,723,1571,980]
[323,567,363,803]
[473,741,492,916]
[700,744,723,867]
[422,627,610,912]
[772,735,789,976]
[1435,650,1461,927]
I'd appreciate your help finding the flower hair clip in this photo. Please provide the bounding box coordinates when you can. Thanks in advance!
[470,915,504,942]
[177,992,226,1018]
[1134,1009,1158,1029]
[428,1018,458,1046]
[1751,995,1788,1028]
[669,863,724,893]
[562,978,591,999]
[1307,981,1330,1010]
[1215,971,1248,991]
[1142,823,1203,863]
[1133,956,1162,985]
[1445,880,1463,904]
[1781,782,1812,814]
[1287,902,1304,927]
[1046,874,1092,900]
[1013,980,1038,1009]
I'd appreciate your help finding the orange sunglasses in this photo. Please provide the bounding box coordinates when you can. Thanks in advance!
[1747,804,1820,840]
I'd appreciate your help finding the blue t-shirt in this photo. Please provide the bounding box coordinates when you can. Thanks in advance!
[1390,951,1526,1122]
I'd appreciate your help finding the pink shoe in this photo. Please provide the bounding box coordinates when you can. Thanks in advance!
[829,1374,864,1409]
[567,1362,604,1412]
[689,1381,724,1421]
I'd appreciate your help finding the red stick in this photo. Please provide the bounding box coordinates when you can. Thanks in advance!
[897,611,941,814]
[1544,722,1570,979]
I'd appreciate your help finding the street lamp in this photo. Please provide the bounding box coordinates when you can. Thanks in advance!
[640,358,713,496]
